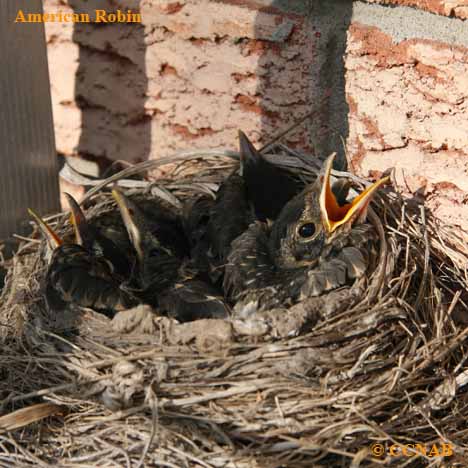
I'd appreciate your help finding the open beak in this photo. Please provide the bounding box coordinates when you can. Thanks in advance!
[64,193,88,247]
[319,153,389,234]
[111,187,144,262]
[28,208,63,249]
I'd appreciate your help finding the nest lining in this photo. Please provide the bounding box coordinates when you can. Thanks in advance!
[0,144,468,467]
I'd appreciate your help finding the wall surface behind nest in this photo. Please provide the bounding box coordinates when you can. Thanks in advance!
[43,0,468,229]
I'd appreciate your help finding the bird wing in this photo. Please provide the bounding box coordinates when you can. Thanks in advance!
[224,222,276,300]
[46,245,135,313]
[159,279,230,322]
[208,172,252,262]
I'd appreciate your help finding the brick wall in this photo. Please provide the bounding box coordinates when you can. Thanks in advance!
[346,21,468,228]
[44,0,468,229]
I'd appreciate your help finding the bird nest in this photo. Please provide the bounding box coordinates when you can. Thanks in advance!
[1,144,468,467]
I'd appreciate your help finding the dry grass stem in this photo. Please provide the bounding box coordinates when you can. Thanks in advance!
[1,144,467,466]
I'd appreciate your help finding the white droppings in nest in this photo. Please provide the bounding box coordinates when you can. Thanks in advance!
[112,304,159,334]
[166,318,233,350]
[231,316,270,337]
[100,361,145,411]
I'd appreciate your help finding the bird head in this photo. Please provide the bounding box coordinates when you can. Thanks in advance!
[270,153,389,269]
[238,130,302,222]
[112,188,173,262]
[30,194,95,253]
[111,187,148,264]
[112,187,180,291]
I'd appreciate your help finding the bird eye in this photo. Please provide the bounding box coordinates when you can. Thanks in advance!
[298,223,316,239]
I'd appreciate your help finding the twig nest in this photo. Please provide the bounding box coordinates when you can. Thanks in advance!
[100,361,145,411]
[1,148,468,466]
[426,375,457,411]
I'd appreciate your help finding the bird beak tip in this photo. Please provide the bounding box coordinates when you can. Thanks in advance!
[64,193,88,245]
[28,208,63,248]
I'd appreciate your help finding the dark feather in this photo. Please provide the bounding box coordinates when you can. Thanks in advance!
[239,130,302,221]
[198,132,305,268]
[159,279,230,322]
[182,195,216,275]
[46,244,136,314]
[207,172,253,262]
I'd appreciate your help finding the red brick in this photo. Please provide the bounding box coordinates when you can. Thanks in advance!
[43,0,468,230]
[346,23,468,229]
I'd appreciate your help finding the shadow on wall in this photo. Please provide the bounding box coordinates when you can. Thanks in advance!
[70,0,150,172]
[256,0,353,171]
[68,0,352,172]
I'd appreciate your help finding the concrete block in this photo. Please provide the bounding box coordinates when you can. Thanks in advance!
[364,0,468,19]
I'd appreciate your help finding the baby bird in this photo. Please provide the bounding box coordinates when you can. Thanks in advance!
[29,203,136,315]
[112,188,229,322]
[64,193,133,278]
[186,131,303,275]
[238,130,302,222]
[224,153,389,316]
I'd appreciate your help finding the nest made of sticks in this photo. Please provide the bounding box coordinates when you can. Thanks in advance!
[1,143,468,467]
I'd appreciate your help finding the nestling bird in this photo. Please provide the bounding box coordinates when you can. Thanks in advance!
[64,193,133,278]
[112,188,229,321]
[186,131,303,273]
[182,194,215,275]
[224,153,389,315]
[111,188,187,293]
[238,130,303,222]
[29,206,136,315]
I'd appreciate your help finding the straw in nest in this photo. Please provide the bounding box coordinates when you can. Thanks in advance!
[1,138,468,467]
